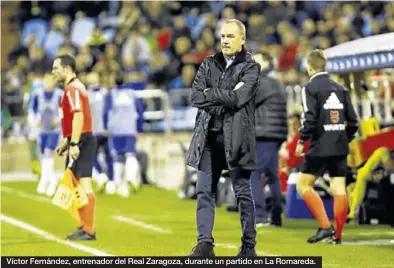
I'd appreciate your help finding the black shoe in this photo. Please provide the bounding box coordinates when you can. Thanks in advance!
[307,226,335,243]
[256,218,270,227]
[66,226,84,240]
[271,219,282,227]
[66,229,96,241]
[226,205,238,212]
[270,214,282,227]
[256,218,282,227]
[324,236,342,245]
[237,245,257,256]
[189,243,215,257]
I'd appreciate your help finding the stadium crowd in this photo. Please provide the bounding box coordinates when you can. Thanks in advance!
[2,1,394,139]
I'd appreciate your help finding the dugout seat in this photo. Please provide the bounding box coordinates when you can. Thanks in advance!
[285,173,334,220]
[357,171,394,225]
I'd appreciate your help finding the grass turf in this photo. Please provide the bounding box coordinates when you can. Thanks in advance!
[1,181,394,267]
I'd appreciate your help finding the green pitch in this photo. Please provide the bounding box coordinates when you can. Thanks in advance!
[1,181,394,268]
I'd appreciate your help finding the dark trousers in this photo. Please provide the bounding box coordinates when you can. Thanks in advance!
[94,135,113,181]
[250,141,283,221]
[196,132,256,247]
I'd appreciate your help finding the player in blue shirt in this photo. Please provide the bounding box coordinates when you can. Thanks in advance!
[103,74,144,197]
[29,74,63,196]
[86,72,114,194]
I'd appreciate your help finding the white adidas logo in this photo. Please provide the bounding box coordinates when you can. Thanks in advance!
[323,92,343,110]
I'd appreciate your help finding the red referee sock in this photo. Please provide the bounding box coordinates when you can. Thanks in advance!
[78,193,96,235]
[302,189,331,229]
[333,195,348,239]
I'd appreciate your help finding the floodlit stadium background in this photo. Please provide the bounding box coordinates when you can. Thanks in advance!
[1,1,394,267]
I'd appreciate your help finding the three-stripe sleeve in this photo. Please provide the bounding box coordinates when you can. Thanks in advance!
[299,85,318,142]
[66,88,82,112]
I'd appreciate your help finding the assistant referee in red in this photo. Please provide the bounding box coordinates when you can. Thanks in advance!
[52,54,97,240]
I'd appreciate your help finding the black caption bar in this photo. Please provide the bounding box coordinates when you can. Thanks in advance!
[2,256,322,268]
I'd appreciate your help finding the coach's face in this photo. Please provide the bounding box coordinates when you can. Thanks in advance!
[52,59,65,82]
[221,23,244,57]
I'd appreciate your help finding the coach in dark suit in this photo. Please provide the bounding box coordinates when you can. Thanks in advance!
[251,52,288,227]
[186,19,260,257]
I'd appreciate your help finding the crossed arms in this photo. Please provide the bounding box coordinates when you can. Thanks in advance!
[190,59,260,113]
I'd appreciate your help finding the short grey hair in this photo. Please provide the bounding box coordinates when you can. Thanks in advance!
[224,19,246,38]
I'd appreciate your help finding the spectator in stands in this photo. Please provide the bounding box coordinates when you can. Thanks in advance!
[3,72,25,141]
[137,1,172,28]
[278,30,298,71]
[164,36,192,82]
[263,1,294,29]
[57,35,78,57]
[172,15,191,41]
[121,30,152,68]
[201,28,216,51]
[183,39,215,64]
[3,0,393,148]
[29,46,51,74]
[214,7,235,39]
[88,28,107,54]
[93,45,121,73]
[75,45,94,72]
[8,34,36,65]
[51,14,69,33]
[302,19,317,39]
[249,51,288,227]
[168,65,196,90]
[168,64,196,107]
[246,14,266,52]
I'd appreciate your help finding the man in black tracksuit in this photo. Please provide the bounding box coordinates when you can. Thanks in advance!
[186,19,260,256]
[251,52,288,227]
[296,49,359,244]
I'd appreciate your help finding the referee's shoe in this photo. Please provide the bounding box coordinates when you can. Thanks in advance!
[66,227,96,240]
[307,226,335,243]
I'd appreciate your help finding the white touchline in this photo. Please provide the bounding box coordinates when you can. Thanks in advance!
[348,231,394,236]
[111,215,281,255]
[0,172,63,182]
[111,215,171,234]
[2,186,346,262]
[215,243,276,256]
[1,186,52,204]
[3,186,281,256]
[0,214,114,256]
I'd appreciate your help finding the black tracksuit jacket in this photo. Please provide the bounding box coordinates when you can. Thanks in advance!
[299,72,359,157]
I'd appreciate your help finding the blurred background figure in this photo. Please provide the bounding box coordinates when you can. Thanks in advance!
[250,51,288,227]
[25,71,45,177]
[278,113,309,193]
[28,73,62,196]
[347,147,393,221]
[86,72,114,194]
[103,73,144,197]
